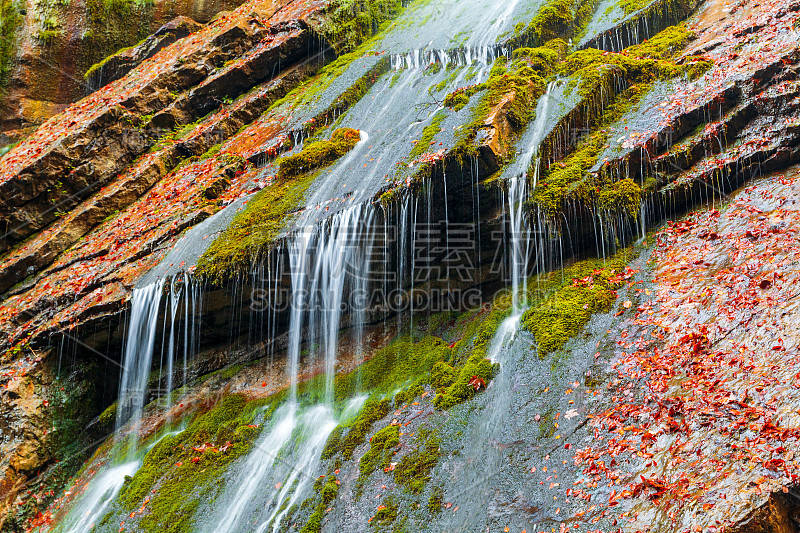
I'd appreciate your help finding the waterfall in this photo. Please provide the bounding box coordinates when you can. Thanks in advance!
[486,82,563,363]
[200,405,339,533]
[116,274,200,448]
[56,275,200,533]
[52,461,140,533]
[286,203,378,405]
[206,404,298,533]
[115,279,166,448]
[506,176,530,312]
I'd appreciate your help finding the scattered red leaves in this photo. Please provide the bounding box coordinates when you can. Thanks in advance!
[571,169,800,531]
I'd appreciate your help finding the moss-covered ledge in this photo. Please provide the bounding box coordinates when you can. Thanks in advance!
[195,127,362,280]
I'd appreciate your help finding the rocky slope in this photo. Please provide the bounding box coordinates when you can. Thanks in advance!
[0,0,798,530]
[0,0,250,144]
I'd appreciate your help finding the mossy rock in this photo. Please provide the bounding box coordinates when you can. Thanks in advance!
[277,128,361,180]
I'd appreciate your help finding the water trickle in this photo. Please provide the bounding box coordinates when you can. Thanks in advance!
[200,404,338,533]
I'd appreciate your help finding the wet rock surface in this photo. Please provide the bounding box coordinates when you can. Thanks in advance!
[1,0,800,529]
[85,17,206,92]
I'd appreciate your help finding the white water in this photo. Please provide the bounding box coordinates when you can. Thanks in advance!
[488,311,523,364]
[116,275,200,449]
[115,279,166,451]
[506,176,529,311]
[207,404,298,533]
[53,461,140,533]
[287,203,378,404]
[200,404,338,533]
[259,406,338,532]
[56,275,201,533]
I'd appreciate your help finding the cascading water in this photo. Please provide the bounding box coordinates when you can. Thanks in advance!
[288,202,377,405]
[52,462,140,533]
[115,280,166,445]
[54,275,200,533]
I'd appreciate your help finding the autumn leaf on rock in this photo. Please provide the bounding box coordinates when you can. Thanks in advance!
[468,375,485,391]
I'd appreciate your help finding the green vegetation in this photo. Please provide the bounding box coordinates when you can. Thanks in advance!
[97,400,118,429]
[448,0,578,160]
[433,293,513,409]
[448,41,564,160]
[299,475,341,533]
[329,398,391,461]
[2,363,105,532]
[409,111,446,159]
[318,335,449,462]
[521,254,628,357]
[530,25,710,217]
[36,29,62,45]
[371,496,399,527]
[277,128,361,180]
[513,0,600,48]
[618,0,649,14]
[333,335,451,403]
[557,24,708,97]
[427,486,444,513]
[116,394,270,533]
[315,0,403,54]
[0,0,20,87]
[197,129,360,280]
[530,83,648,215]
[538,407,557,437]
[393,429,440,493]
[358,424,400,480]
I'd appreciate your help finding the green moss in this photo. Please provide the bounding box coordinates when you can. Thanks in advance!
[83,37,143,80]
[117,394,270,533]
[530,83,651,216]
[36,29,62,44]
[314,0,403,54]
[538,407,557,438]
[197,130,362,279]
[425,62,442,75]
[320,426,344,460]
[277,128,361,180]
[409,111,446,159]
[317,335,449,462]
[626,23,691,57]
[427,486,444,514]
[333,335,451,402]
[0,0,20,87]
[299,476,340,533]
[557,24,704,99]
[514,0,601,47]
[429,361,456,391]
[451,36,570,160]
[444,91,470,111]
[596,178,642,216]
[371,496,399,528]
[267,46,389,121]
[337,398,391,461]
[618,0,649,14]
[521,254,628,357]
[97,400,118,428]
[393,430,440,494]
[524,0,574,45]
[433,297,511,409]
[358,424,400,480]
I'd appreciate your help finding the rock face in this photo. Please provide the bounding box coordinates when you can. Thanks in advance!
[0,0,249,142]
[85,16,206,92]
[0,0,799,529]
